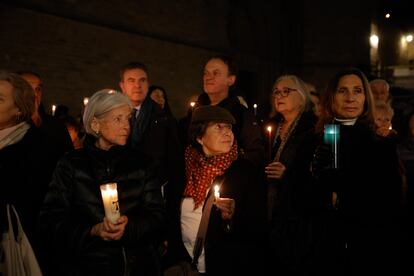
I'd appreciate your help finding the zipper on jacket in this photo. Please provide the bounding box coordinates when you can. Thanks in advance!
[122,246,129,276]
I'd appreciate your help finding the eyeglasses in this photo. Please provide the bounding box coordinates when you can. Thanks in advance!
[272,87,297,98]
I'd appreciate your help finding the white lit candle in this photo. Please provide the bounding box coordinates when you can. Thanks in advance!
[253,104,257,116]
[51,104,56,116]
[214,185,220,201]
[100,183,120,224]
[83,97,89,106]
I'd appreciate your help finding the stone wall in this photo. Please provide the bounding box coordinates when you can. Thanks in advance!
[0,0,373,119]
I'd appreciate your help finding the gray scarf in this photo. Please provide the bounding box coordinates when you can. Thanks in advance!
[0,122,30,150]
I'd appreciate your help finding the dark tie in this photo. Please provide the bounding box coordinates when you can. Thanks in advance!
[130,109,138,145]
[131,108,138,126]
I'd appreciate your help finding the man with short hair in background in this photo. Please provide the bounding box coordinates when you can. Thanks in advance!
[119,62,182,189]
[18,71,73,159]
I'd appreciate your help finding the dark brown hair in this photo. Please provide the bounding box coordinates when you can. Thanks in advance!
[188,121,209,151]
[0,70,35,125]
[316,67,375,133]
[207,55,238,76]
[119,62,148,82]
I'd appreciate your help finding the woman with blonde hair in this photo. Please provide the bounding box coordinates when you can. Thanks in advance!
[265,74,318,275]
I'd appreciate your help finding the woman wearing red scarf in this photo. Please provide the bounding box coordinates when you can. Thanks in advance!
[163,105,267,275]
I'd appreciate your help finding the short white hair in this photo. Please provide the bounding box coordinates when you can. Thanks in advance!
[83,89,132,137]
[370,79,390,92]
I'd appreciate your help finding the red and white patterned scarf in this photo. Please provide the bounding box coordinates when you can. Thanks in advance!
[183,142,238,210]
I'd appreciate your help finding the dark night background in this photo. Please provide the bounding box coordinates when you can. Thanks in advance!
[1,0,413,119]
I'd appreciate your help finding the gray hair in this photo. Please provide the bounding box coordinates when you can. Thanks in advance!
[370,79,390,92]
[83,89,132,137]
[272,75,313,113]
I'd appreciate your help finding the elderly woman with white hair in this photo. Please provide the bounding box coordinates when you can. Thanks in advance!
[265,75,318,275]
[39,89,166,276]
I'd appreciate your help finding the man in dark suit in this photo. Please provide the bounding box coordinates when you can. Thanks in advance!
[119,62,182,188]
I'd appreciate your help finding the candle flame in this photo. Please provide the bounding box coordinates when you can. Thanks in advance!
[190,101,196,107]
[83,97,89,106]
[253,104,257,108]
[214,185,220,199]
[267,126,272,133]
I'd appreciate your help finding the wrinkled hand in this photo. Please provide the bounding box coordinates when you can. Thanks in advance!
[214,198,235,220]
[265,161,286,179]
[91,216,128,241]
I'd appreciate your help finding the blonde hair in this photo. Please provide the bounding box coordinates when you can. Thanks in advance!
[270,75,313,117]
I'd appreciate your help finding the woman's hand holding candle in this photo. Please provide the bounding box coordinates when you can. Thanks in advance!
[265,161,286,179]
[215,198,235,220]
[376,126,397,137]
[213,185,235,220]
[91,215,128,241]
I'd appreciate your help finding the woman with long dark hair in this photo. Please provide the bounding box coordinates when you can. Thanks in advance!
[312,68,403,275]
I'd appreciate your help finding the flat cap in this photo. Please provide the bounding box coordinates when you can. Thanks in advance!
[191,105,236,124]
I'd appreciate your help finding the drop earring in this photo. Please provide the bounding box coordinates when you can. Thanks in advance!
[15,112,21,123]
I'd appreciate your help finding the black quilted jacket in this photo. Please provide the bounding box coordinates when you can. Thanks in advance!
[39,135,166,276]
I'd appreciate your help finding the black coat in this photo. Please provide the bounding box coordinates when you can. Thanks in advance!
[313,123,403,276]
[39,135,167,276]
[129,97,182,187]
[164,158,268,275]
[39,104,74,159]
[265,111,318,275]
[0,125,57,242]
